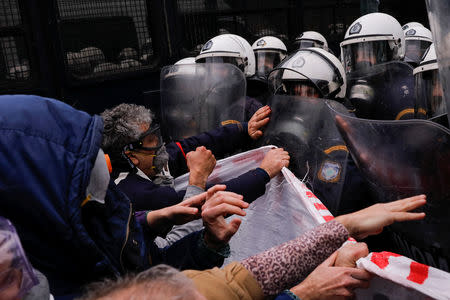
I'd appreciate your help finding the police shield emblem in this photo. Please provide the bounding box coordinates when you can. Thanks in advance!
[202,40,213,51]
[349,22,362,35]
[257,39,266,47]
[318,160,341,183]
[406,29,416,36]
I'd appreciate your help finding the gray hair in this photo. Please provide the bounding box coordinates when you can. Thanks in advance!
[78,265,198,300]
[100,103,154,155]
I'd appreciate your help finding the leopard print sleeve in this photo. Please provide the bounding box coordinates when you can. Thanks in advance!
[241,220,349,296]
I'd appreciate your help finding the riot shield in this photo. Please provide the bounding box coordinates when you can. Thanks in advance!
[426,0,450,126]
[346,61,416,120]
[160,63,246,141]
[331,103,450,271]
[247,75,270,104]
[260,95,350,214]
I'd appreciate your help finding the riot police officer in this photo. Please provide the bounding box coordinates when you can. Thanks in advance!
[292,31,329,52]
[341,13,416,120]
[414,43,448,126]
[262,47,372,215]
[403,24,433,67]
[195,34,263,120]
[248,36,287,102]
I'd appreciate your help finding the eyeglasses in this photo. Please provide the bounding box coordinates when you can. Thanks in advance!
[123,124,163,153]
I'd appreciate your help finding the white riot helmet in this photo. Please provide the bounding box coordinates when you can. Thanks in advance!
[195,34,255,77]
[268,47,346,99]
[175,57,196,65]
[293,31,328,50]
[403,26,433,65]
[413,44,446,121]
[340,13,405,74]
[252,36,287,77]
[402,22,425,31]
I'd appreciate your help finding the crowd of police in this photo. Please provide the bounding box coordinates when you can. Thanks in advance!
[1,2,450,300]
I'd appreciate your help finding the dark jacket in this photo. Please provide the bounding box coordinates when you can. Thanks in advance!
[117,123,270,211]
[0,95,225,298]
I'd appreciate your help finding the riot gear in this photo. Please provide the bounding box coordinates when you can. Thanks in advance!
[268,47,346,99]
[343,13,415,120]
[175,57,196,65]
[404,26,433,67]
[160,63,245,141]
[195,34,255,77]
[332,106,450,271]
[426,0,450,127]
[402,22,425,31]
[261,96,351,214]
[252,36,287,77]
[293,31,328,51]
[341,13,405,74]
[414,44,447,125]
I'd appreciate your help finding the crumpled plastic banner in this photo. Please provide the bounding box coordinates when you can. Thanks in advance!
[174,146,450,299]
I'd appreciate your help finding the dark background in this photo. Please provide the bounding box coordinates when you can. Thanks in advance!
[0,0,429,115]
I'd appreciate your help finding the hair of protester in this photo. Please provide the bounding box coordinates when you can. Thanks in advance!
[78,264,199,300]
[100,103,154,154]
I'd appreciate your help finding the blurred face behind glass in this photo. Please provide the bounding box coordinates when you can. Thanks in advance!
[281,81,321,98]
[255,50,285,76]
[405,40,432,65]
[343,41,393,73]
[430,71,445,115]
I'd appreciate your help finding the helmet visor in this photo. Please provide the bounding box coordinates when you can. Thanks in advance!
[342,41,394,73]
[269,50,343,98]
[293,39,325,50]
[274,80,321,98]
[415,69,447,119]
[196,56,246,73]
[404,40,432,65]
[255,50,286,77]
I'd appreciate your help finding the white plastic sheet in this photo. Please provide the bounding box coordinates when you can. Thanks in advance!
[174,146,450,299]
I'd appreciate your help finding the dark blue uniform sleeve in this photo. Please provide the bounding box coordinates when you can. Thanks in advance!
[118,168,270,211]
[117,174,183,211]
[166,123,251,177]
[209,168,270,204]
[148,230,225,270]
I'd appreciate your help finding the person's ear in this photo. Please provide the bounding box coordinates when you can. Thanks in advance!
[125,151,139,166]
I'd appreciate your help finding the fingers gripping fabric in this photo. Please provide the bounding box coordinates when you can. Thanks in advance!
[241,220,348,296]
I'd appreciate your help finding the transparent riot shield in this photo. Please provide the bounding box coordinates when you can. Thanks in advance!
[259,95,350,214]
[426,0,450,126]
[160,63,246,141]
[346,61,416,120]
[331,102,450,271]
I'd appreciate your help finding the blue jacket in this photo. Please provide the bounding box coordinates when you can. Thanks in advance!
[117,123,270,211]
[0,95,224,298]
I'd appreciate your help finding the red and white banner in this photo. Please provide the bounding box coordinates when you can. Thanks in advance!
[175,146,450,299]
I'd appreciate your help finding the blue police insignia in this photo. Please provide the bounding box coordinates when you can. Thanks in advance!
[257,39,266,47]
[406,29,416,36]
[349,22,362,35]
[202,40,213,51]
[293,57,305,68]
[318,160,341,183]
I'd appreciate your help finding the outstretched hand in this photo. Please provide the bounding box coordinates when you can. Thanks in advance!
[146,192,207,233]
[201,185,249,249]
[248,105,271,140]
[290,250,372,300]
[335,194,426,240]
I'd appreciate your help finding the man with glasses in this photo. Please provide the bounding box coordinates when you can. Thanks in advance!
[101,103,290,245]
